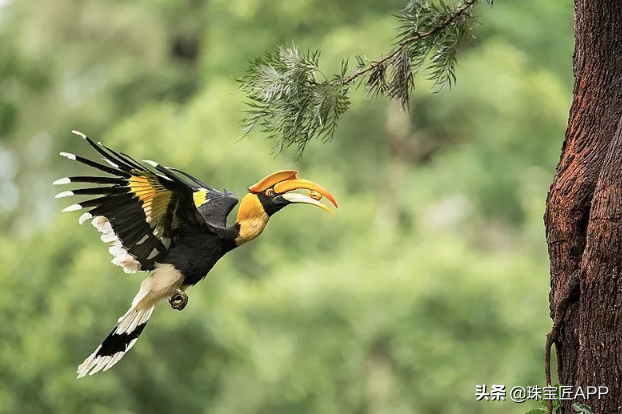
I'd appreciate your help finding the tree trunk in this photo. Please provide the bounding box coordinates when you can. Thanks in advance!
[545,1,622,413]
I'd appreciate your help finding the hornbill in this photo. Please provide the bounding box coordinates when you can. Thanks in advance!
[54,131,338,378]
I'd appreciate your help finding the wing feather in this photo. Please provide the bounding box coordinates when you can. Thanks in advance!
[55,131,210,273]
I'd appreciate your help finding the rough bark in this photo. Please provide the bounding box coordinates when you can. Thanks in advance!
[545,1,622,413]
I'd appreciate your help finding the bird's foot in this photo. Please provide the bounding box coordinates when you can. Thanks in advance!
[169,289,188,311]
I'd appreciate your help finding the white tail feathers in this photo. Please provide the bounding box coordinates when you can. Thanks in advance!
[116,300,154,335]
[77,265,185,378]
[76,291,154,378]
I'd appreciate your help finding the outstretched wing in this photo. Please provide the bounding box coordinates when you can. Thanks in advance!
[54,131,212,273]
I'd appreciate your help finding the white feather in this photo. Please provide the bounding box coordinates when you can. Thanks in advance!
[116,307,153,335]
[156,173,173,181]
[77,304,154,377]
[55,191,74,199]
[103,353,124,372]
[53,177,70,185]
[102,158,118,168]
[77,344,102,378]
[62,204,82,212]
[59,152,76,160]
[71,130,87,139]
[78,212,92,225]
[76,266,185,378]
[91,216,141,273]
[91,216,108,229]
[77,355,96,378]
[100,233,117,243]
[88,356,112,376]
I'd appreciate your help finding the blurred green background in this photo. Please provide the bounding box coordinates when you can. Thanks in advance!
[0,0,572,413]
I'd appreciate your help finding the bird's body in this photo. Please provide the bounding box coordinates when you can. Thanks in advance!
[55,131,337,378]
[167,228,231,284]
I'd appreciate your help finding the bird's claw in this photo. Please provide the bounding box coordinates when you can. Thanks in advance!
[169,289,188,311]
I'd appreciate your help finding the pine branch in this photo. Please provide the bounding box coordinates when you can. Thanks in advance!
[341,0,478,87]
[239,0,491,158]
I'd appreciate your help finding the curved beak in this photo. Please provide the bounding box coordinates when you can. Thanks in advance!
[249,170,338,216]
[274,179,338,208]
[276,178,338,216]
[281,192,335,216]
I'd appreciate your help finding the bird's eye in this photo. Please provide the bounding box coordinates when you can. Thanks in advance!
[265,188,276,197]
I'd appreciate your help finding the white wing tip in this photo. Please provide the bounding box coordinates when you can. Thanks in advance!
[59,152,77,160]
[62,204,82,212]
[78,212,92,225]
[55,190,74,199]
[72,130,87,139]
[103,158,119,168]
[143,159,158,167]
[53,177,71,185]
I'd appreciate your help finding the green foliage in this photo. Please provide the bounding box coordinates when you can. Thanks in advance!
[521,392,595,414]
[240,0,490,156]
[0,0,572,413]
[524,401,593,414]
[239,47,350,157]
[396,0,474,93]
[541,398,562,414]
[572,403,595,414]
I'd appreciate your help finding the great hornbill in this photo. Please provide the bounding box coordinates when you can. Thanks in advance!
[54,131,338,378]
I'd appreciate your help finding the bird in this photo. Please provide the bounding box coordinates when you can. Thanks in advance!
[54,130,338,378]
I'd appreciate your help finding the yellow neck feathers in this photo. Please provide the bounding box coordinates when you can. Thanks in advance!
[235,194,269,246]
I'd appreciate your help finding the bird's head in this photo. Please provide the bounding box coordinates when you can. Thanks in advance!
[235,170,338,245]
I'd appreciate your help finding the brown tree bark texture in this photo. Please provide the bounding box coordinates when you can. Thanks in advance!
[545,1,622,413]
